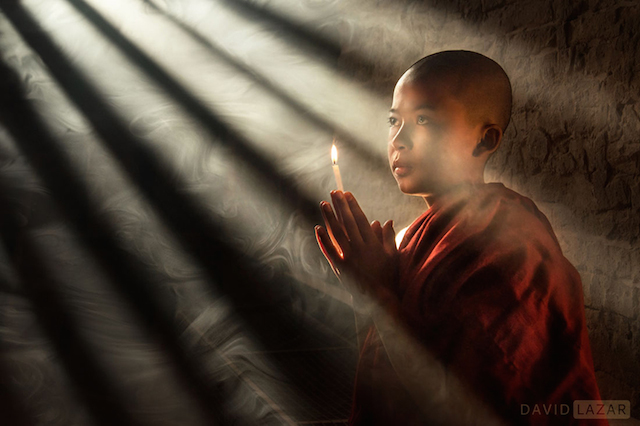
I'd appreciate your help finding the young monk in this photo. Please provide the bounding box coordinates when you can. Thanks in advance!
[315,51,606,425]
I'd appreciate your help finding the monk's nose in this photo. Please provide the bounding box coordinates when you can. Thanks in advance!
[390,121,412,150]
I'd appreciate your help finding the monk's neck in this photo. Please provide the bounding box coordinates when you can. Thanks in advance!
[422,178,485,209]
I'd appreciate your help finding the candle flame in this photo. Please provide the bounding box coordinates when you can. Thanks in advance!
[331,144,338,164]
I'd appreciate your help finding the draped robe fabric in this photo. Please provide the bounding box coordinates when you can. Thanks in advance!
[349,182,606,425]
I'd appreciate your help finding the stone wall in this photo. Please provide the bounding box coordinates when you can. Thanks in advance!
[331,0,640,416]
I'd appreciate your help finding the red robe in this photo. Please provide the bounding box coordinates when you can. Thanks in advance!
[349,182,606,425]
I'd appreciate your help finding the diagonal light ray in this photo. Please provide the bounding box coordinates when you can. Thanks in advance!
[69,0,420,231]
[82,0,391,161]
[140,0,387,170]
[0,4,352,421]
[69,0,322,221]
[0,7,235,424]
[38,0,358,287]
[216,0,343,62]
[216,0,390,94]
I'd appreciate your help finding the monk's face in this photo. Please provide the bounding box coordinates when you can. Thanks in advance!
[388,73,484,197]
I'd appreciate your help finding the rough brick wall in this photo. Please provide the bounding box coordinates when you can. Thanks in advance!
[331,0,640,416]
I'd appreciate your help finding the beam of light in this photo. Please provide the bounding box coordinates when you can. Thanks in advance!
[17,0,348,302]
[20,0,322,216]
[18,0,365,298]
[215,0,442,89]
[8,0,348,323]
[138,0,386,171]
[82,0,391,160]
[8,0,330,272]
[0,38,235,423]
[51,0,410,292]
[216,0,344,67]
[1,4,355,423]
[10,0,409,261]
[0,13,304,424]
[217,0,396,91]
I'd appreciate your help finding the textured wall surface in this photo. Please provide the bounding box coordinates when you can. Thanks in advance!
[330,0,640,416]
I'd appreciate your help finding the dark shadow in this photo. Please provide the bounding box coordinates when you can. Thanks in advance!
[141,0,387,171]
[0,3,355,421]
[0,335,36,426]
[0,181,140,425]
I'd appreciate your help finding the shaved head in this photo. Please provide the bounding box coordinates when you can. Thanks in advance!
[388,51,513,202]
[403,50,512,131]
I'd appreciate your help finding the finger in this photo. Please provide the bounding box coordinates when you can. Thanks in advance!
[331,191,364,246]
[382,220,397,254]
[316,226,341,278]
[320,195,349,239]
[330,190,345,225]
[315,225,343,275]
[320,201,350,257]
[371,220,383,242]
[344,192,376,243]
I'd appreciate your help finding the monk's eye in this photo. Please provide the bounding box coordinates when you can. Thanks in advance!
[388,117,400,127]
[417,115,429,125]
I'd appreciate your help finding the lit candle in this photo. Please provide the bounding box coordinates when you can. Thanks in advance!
[331,141,344,192]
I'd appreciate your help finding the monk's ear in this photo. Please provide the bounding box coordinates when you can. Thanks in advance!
[473,125,502,157]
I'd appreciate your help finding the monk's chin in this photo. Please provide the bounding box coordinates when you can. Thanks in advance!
[397,182,427,196]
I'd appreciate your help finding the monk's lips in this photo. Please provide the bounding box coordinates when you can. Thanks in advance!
[393,166,412,176]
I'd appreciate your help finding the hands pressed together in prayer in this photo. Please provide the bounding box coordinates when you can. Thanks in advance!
[315,191,399,313]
